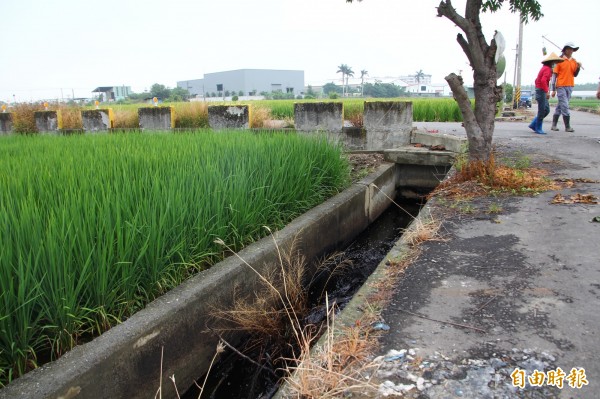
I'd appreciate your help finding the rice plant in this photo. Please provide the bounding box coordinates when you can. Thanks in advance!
[0,131,350,385]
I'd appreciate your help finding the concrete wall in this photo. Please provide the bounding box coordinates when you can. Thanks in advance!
[0,113,12,134]
[34,110,62,132]
[0,164,400,399]
[208,105,250,129]
[364,101,412,150]
[82,109,114,132]
[138,107,175,130]
[294,102,342,133]
[340,127,367,151]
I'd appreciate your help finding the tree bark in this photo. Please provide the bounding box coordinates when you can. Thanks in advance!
[446,73,485,160]
[438,0,503,162]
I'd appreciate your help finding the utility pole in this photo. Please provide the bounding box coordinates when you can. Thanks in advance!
[514,15,524,109]
[512,44,518,108]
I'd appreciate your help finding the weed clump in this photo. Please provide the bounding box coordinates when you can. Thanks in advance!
[434,152,558,199]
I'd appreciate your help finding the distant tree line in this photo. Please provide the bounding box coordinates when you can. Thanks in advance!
[321,81,406,98]
[125,83,191,103]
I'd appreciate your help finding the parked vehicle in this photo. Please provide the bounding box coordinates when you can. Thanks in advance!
[519,90,532,108]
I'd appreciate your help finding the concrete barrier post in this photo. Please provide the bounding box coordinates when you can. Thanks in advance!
[364,101,412,150]
[294,102,343,133]
[138,106,175,130]
[0,112,13,134]
[82,109,114,133]
[208,105,250,129]
[34,110,62,133]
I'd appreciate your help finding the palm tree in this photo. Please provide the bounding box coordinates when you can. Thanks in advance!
[337,64,349,96]
[414,69,426,84]
[360,69,368,96]
[345,67,354,96]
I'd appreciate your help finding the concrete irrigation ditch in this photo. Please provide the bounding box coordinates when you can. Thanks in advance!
[0,127,462,399]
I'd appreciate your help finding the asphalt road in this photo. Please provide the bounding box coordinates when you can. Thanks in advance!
[375,108,600,398]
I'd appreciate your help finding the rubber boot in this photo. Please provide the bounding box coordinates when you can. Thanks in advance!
[528,117,538,132]
[534,117,546,134]
[551,114,560,131]
[564,115,574,132]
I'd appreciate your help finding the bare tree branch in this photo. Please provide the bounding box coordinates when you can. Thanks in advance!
[436,0,469,32]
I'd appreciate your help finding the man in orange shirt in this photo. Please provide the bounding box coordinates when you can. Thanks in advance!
[550,42,582,132]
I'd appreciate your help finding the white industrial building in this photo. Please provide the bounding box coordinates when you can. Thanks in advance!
[92,86,133,102]
[177,69,304,98]
[405,83,452,97]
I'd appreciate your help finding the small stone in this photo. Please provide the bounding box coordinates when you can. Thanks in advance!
[541,352,556,362]
[490,358,507,369]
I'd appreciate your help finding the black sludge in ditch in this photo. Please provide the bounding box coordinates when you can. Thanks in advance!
[183,199,422,399]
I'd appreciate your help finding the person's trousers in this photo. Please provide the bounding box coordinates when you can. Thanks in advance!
[535,88,549,120]
[553,86,573,117]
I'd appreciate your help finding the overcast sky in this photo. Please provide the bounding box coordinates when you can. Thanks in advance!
[1,0,598,102]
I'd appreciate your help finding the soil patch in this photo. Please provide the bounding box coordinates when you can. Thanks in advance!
[346,152,387,182]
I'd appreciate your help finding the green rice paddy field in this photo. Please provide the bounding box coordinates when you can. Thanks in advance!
[0,131,350,385]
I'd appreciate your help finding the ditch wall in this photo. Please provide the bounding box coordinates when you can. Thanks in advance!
[138,106,175,130]
[34,110,62,132]
[82,109,114,132]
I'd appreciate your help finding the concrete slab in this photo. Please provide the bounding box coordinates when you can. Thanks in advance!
[384,146,457,166]
[411,130,467,153]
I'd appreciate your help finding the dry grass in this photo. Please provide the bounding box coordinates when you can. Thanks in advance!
[280,299,380,398]
[174,102,209,128]
[58,105,83,130]
[210,247,308,342]
[210,235,310,360]
[113,108,140,129]
[401,210,444,248]
[432,153,558,200]
[250,105,273,128]
[346,113,363,128]
[207,233,386,398]
[11,103,44,133]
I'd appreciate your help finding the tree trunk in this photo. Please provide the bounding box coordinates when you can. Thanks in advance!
[438,0,504,162]
[446,66,500,162]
